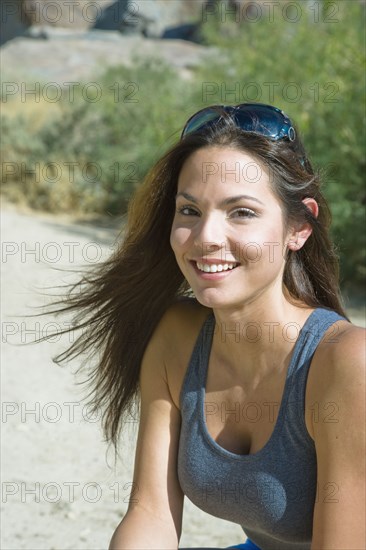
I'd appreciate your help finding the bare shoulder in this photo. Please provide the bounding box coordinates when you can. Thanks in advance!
[307,320,366,423]
[312,320,365,387]
[154,298,212,409]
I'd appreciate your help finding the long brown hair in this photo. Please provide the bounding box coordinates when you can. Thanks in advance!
[29,115,348,448]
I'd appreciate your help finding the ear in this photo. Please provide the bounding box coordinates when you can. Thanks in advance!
[287,198,319,251]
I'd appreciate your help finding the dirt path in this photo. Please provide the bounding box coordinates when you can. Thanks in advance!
[1,201,246,549]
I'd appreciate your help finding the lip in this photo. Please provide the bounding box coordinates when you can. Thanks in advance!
[191,258,239,265]
[189,260,239,280]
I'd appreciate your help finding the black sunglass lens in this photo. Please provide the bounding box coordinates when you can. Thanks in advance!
[182,104,295,141]
[233,107,286,139]
[183,108,224,136]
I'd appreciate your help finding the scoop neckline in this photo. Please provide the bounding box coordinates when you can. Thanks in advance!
[199,308,319,461]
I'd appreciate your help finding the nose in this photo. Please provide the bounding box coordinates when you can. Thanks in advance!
[193,212,225,253]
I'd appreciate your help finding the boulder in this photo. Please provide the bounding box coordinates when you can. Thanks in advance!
[0,31,216,85]
[1,0,208,45]
[130,0,207,38]
[22,0,115,29]
[0,0,30,45]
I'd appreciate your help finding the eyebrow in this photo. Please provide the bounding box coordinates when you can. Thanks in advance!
[175,191,264,206]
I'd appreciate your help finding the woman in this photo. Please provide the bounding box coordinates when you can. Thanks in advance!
[46,104,365,549]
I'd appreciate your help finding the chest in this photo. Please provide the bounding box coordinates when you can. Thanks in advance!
[203,361,289,455]
[169,347,317,457]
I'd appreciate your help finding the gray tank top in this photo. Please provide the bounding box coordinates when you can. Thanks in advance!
[178,307,345,550]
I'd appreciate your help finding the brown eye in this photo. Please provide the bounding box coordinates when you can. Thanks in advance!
[176,206,199,216]
[232,208,256,219]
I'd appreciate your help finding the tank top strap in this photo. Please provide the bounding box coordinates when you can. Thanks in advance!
[286,307,346,377]
[281,307,347,442]
[179,311,215,407]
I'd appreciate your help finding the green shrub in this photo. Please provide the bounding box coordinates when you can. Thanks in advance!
[1,58,198,214]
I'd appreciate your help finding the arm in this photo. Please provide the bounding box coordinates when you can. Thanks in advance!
[109,307,184,549]
[311,326,366,549]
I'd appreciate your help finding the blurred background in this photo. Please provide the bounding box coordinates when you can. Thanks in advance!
[1,1,365,548]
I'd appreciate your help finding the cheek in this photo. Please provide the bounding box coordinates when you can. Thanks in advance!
[241,242,263,262]
[170,225,192,254]
[238,227,286,266]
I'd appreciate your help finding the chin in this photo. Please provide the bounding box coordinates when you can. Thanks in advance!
[192,289,239,309]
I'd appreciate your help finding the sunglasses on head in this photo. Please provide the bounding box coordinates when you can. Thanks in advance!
[181,102,297,142]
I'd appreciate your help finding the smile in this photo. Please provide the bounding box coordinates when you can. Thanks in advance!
[196,261,238,273]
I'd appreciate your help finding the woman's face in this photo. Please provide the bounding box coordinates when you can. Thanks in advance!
[170,146,293,311]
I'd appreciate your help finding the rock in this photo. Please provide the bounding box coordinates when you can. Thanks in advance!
[130,0,207,38]
[93,0,149,34]
[1,0,208,45]
[0,0,29,45]
[162,23,202,43]
[22,0,115,29]
[0,32,216,85]
[0,0,116,45]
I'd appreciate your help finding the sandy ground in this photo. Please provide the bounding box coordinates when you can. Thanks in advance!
[1,200,245,550]
[1,200,365,550]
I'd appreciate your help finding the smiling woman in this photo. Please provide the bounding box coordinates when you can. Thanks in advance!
[170,145,317,312]
[35,103,365,549]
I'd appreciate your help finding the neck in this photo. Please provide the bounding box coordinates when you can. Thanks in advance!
[210,291,314,385]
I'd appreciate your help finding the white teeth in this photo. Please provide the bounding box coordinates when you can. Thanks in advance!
[196,262,237,273]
